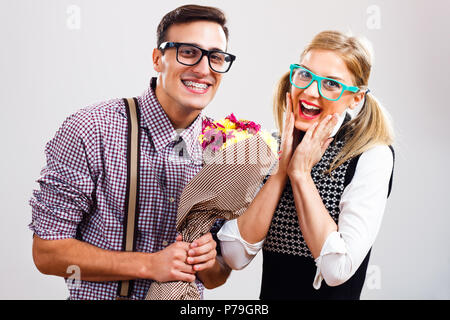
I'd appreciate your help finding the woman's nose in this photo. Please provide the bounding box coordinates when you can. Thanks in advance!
[303,80,320,98]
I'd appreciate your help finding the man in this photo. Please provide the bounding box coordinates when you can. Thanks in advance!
[29,4,235,300]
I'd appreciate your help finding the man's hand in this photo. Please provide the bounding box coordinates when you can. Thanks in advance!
[149,240,196,283]
[180,232,230,289]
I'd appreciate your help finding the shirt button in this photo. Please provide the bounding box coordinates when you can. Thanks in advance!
[169,197,175,203]
[162,240,168,246]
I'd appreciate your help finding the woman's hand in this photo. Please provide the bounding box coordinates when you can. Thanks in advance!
[275,93,301,177]
[287,114,339,179]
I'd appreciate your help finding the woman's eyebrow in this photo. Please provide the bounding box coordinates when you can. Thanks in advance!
[300,64,345,82]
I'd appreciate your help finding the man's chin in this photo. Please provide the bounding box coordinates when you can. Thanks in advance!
[182,96,213,111]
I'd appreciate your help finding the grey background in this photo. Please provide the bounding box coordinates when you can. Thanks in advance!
[1,0,448,299]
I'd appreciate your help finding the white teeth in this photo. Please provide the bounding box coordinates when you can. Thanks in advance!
[301,102,320,111]
[183,80,208,89]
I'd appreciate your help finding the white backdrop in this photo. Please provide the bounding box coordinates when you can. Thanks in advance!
[1,0,449,299]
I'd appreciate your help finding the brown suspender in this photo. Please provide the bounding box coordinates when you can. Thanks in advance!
[117,97,141,299]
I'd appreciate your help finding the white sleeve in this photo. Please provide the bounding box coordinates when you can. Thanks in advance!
[217,219,265,270]
[313,145,394,289]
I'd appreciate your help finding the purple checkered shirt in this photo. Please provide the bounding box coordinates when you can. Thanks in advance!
[29,78,215,300]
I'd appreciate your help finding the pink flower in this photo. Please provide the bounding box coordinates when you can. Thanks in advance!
[225,113,238,123]
[201,128,225,151]
[202,118,216,133]
[200,114,263,151]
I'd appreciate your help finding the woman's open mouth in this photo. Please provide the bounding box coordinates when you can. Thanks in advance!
[299,100,322,120]
[182,80,211,94]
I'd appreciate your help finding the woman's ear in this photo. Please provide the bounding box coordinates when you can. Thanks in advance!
[348,90,365,110]
[152,48,163,73]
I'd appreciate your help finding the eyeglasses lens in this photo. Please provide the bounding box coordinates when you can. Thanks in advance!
[177,44,232,73]
[291,67,343,100]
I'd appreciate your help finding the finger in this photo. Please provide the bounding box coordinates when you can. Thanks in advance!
[283,94,294,139]
[321,137,334,153]
[192,259,216,272]
[331,113,339,127]
[314,115,334,140]
[190,232,214,249]
[188,240,216,257]
[281,112,294,144]
[286,92,293,114]
[285,112,295,143]
[323,114,339,138]
[305,122,318,140]
[284,92,291,122]
[175,234,183,242]
[170,242,191,258]
[173,270,196,283]
[177,261,196,274]
[187,251,216,265]
[282,114,294,153]
[325,113,339,131]
[172,240,191,251]
[317,114,332,132]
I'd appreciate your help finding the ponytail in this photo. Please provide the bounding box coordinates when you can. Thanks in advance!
[328,92,394,173]
[273,71,291,136]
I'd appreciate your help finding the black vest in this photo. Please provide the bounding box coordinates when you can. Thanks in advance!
[260,117,394,300]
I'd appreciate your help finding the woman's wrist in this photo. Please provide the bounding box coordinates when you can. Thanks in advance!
[270,168,289,184]
[288,169,312,182]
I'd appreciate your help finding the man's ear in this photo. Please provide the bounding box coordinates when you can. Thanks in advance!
[348,90,365,110]
[152,48,163,73]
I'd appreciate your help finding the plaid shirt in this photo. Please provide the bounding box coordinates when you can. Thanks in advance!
[29,78,217,300]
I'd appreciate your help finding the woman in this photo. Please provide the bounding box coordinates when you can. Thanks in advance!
[217,30,395,300]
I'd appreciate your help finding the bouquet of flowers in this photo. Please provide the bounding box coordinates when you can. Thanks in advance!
[146,114,278,300]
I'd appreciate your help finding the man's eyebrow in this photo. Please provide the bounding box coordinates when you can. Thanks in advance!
[300,64,345,82]
[185,42,226,52]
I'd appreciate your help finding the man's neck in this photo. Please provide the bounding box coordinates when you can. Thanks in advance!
[161,102,201,130]
[154,83,202,130]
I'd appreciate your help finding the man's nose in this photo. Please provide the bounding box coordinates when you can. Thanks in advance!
[303,80,320,98]
[191,55,211,75]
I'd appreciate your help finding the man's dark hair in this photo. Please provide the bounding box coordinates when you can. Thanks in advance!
[157,4,229,47]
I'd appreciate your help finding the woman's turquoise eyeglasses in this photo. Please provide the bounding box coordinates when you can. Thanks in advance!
[289,64,360,101]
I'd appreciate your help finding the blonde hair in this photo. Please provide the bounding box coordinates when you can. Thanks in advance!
[274,30,394,172]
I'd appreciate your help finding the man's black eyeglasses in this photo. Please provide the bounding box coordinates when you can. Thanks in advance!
[159,42,236,73]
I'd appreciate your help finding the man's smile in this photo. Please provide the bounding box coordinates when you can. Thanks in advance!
[181,79,213,94]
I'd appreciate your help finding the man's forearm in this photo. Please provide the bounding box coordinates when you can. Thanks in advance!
[32,235,150,282]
